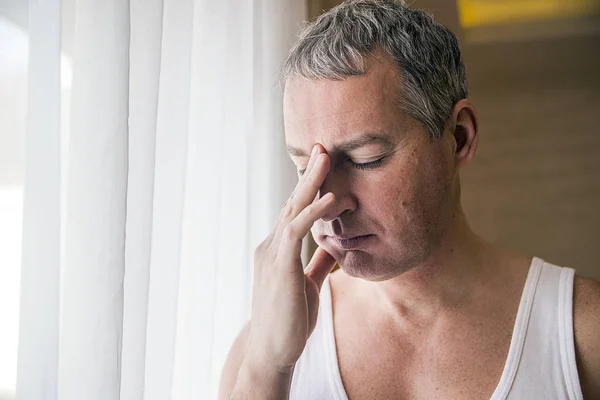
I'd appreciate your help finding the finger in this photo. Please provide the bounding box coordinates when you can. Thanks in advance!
[285,145,324,209]
[271,145,323,237]
[302,144,321,183]
[270,152,329,251]
[276,192,335,267]
[305,247,337,291]
[288,153,329,217]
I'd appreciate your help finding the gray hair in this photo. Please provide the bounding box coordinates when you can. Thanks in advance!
[280,0,468,139]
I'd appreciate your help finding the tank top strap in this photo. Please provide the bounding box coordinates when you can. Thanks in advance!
[496,258,584,400]
[290,275,348,399]
[557,266,584,400]
[321,275,349,400]
[490,257,543,399]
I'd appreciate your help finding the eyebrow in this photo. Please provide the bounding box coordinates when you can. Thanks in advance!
[286,133,396,157]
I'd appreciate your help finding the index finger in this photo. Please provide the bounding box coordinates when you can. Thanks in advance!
[274,144,328,231]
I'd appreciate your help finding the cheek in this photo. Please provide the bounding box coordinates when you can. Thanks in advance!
[357,169,412,220]
[404,157,454,228]
[370,157,444,225]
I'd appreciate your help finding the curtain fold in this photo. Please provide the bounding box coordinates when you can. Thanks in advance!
[18,0,304,398]
[58,0,130,398]
[142,0,195,397]
[17,1,61,399]
[121,0,164,398]
[173,0,254,397]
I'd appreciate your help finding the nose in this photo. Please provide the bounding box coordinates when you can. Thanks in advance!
[319,168,357,222]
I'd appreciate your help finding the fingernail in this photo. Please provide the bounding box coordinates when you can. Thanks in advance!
[311,145,319,157]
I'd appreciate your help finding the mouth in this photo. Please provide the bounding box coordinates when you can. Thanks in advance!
[327,234,374,250]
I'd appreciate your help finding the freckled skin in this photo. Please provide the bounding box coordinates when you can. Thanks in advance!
[284,56,459,281]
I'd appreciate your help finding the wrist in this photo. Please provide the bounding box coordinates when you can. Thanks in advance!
[231,354,295,399]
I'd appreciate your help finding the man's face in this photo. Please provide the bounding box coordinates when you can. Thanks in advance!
[283,57,460,281]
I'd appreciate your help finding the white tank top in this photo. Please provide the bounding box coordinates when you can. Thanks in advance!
[290,257,584,399]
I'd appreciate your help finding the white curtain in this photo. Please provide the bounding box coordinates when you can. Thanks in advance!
[16,0,304,398]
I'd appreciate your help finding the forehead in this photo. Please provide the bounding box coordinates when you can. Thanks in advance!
[283,57,404,150]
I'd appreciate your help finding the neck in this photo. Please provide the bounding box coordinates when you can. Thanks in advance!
[362,208,506,329]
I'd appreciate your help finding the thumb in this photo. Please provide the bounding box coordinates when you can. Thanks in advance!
[305,246,337,290]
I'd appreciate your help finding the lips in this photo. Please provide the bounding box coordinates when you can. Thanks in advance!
[328,234,374,250]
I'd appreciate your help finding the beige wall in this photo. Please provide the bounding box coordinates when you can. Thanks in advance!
[305,0,600,280]
[462,35,600,279]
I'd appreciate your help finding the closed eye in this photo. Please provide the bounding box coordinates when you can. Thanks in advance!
[347,158,384,170]
[299,157,385,176]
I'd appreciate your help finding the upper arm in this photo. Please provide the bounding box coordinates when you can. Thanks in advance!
[218,321,251,400]
[573,275,600,399]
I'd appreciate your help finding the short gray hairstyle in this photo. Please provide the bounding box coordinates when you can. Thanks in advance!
[280,0,468,139]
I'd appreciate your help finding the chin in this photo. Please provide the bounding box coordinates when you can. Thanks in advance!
[335,247,424,282]
[335,251,397,282]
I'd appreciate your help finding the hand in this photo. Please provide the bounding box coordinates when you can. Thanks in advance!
[246,144,337,372]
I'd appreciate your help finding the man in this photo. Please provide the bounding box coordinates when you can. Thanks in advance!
[220,0,600,398]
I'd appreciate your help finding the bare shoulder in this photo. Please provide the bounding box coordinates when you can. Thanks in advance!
[573,274,600,399]
[218,321,251,400]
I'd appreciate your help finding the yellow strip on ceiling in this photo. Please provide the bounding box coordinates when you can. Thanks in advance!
[458,0,600,28]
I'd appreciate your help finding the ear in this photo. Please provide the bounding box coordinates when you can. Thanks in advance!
[449,99,479,168]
